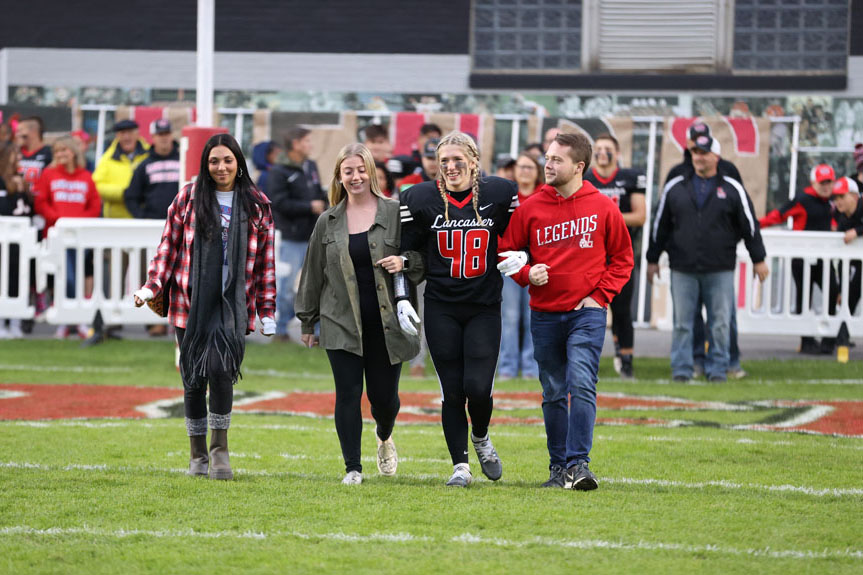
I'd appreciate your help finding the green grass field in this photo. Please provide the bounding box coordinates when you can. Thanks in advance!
[1,339,861,574]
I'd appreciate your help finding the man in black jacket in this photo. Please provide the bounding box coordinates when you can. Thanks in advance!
[265,126,327,340]
[124,119,180,219]
[647,135,769,383]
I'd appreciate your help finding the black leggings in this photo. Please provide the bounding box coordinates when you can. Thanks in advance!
[175,327,234,418]
[610,273,635,349]
[326,329,402,474]
[424,299,501,466]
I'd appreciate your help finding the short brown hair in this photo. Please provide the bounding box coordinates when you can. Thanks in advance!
[283,126,311,150]
[594,132,619,151]
[554,132,592,172]
[363,124,389,142]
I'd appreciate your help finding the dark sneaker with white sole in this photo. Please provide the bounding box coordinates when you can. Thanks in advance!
[564,461,598,491]
[471,433,502,481]
[541,464,566,488]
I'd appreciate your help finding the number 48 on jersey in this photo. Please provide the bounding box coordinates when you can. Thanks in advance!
[437,229,490,279]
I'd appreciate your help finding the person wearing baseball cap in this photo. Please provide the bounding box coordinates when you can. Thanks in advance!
[648,129,768,383]
[831,176,863,316]
[124,119,179,220]
[664,119,743,187]
[759,163,836,354]
[92,118,149,218]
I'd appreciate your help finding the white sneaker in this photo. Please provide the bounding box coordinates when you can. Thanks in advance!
[54,326,70,339]
[376,435,398,477]
[446,463,472,487]
[76,324,90,339]
[727,367,748,380]
[471,432,502,481]
[612,354,622,375]
[8,319,23,339]
[341,470,363,485]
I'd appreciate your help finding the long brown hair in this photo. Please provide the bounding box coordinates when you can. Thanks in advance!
[0,142,21,193]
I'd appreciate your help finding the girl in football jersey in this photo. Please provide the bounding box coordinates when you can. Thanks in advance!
[399,132,519,487]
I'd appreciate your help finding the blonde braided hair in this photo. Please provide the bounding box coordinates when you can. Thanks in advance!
[435,131,483,225]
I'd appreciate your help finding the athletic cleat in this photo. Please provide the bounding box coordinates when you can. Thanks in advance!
[620,354,634,379]
[564,461,598,491]
[471,433,502,481]
[446,463,472,487]
[341,470,363,485]
[376,435,398,476]
[541,464,566,488]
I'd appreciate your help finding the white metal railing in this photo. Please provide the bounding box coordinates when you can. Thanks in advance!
[36,218,168,325]
[0,216,38,319]
[3,217,285,326]
[650,230,863,338]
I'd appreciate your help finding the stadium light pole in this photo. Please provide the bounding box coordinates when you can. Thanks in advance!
[196,0,215,127]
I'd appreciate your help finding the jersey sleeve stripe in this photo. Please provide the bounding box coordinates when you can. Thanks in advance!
[652,175,684,242]
[723,176,756,238]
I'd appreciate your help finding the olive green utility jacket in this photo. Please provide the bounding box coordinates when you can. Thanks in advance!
[295,196,424,364]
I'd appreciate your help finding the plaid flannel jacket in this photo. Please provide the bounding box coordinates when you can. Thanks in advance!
[144,183,277,332]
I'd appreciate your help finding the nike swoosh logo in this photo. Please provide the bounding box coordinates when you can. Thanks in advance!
[480,204,493,211]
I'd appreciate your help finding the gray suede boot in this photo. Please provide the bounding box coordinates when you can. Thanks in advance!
[208,413,232,480]
[185,417,208,477]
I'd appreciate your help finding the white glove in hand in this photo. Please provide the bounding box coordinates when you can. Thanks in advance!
[133,287,154,304]
[261,317,276,336]
[397,300,420,336]
[496,251,528,277]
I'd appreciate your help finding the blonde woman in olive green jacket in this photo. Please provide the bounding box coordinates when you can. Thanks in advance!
[296,143,424,485]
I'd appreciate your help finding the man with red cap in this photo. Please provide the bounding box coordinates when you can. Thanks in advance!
[831,177,863,316]
[759,163,836,354]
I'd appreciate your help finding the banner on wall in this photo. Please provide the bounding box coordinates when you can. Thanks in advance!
[659,116,771,217]
[543,117,636,169]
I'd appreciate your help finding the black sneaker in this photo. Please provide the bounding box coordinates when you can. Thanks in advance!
[672,375,690,383]
[620,354,633,379]
[540,465,566,488]
[564,461,598,491]
[471,433,502,481]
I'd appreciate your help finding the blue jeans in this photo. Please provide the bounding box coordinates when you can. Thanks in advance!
[693,289,740,372]
[670,270,734,381]
[531,307,606,468]
[276,239,308,335]
[498,280,538,377]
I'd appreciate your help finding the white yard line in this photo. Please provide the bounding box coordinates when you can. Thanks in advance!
[0,525,858,561]
[2,460,860,498]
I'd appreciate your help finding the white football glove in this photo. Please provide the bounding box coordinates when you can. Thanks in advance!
[261,317,276,336]
[496,251,528,277]
[133,287,154,304]
[397,300,420,336]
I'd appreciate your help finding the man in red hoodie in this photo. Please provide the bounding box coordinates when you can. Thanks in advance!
[498,132,633,490]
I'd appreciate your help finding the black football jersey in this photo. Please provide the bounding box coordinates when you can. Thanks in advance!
[18,145,53,190]
[400,176,518,304]
[583,167,645,215]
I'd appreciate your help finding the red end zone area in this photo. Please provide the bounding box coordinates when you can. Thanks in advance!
[1,383,861,438]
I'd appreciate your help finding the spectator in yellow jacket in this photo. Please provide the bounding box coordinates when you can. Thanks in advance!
[92,119,150,218]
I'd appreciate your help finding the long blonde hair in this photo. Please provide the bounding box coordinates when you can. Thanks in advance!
[328,143,384,206]
[435,131,483,224]
[51,135,86,171]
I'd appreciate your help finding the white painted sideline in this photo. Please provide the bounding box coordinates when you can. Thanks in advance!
[0,525,858,561]
[2,460,860,498]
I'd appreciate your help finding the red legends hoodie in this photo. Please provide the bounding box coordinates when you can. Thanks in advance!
[499,181,633,312]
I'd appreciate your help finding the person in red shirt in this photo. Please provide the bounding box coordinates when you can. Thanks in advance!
[34,135,101,338]
[498,153,543,380]
[134,134,276,481]
[498,132,633,490]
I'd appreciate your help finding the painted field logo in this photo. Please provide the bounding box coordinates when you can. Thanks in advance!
[0,384,861,438]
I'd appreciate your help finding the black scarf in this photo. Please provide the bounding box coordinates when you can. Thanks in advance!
[180,191,248,391]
